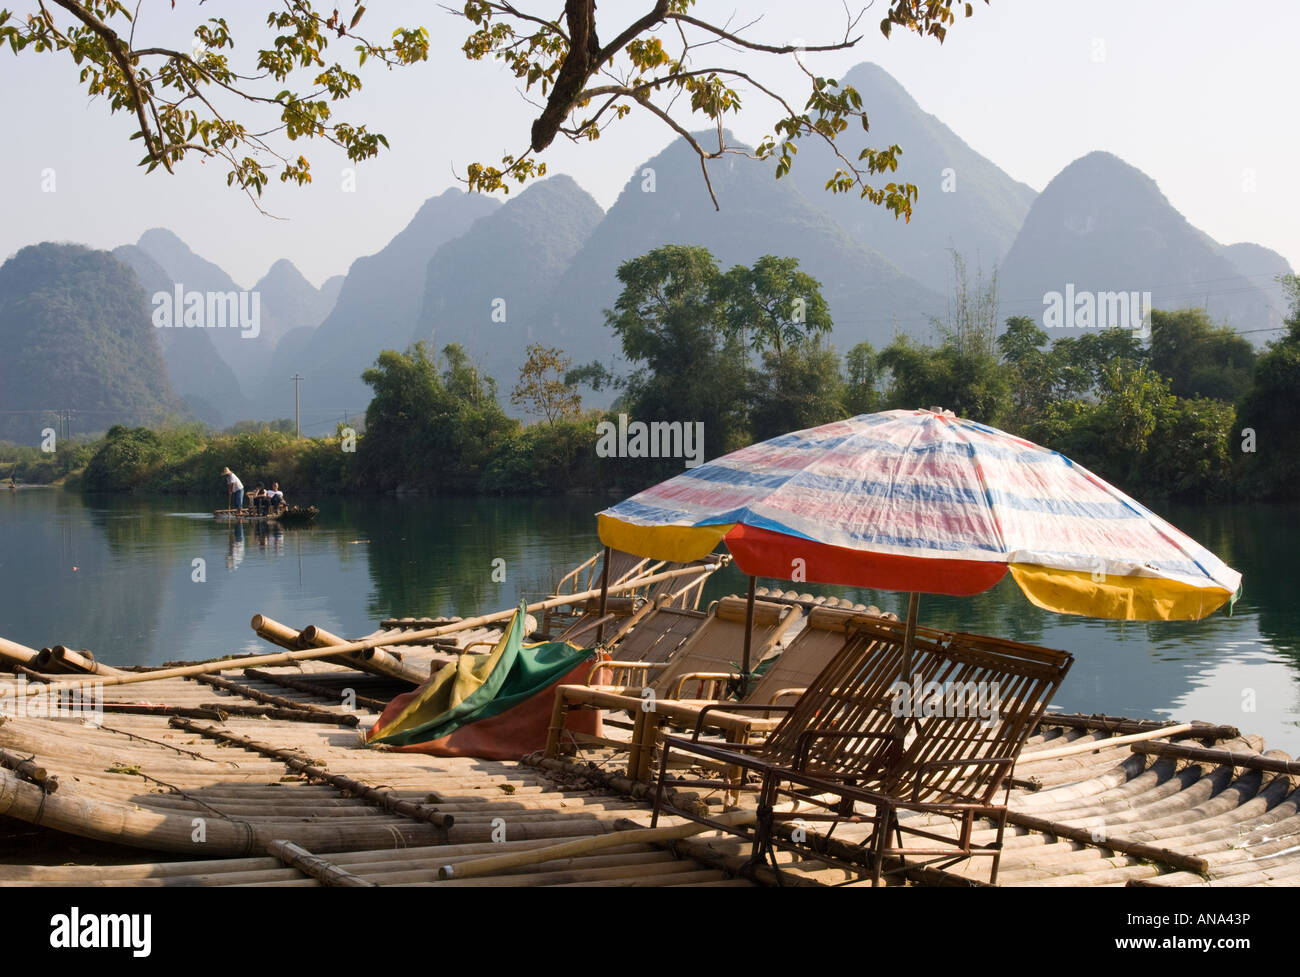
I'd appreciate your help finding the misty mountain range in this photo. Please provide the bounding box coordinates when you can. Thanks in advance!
[1,62,1293,441]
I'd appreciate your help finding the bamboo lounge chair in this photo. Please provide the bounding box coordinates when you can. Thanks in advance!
[621,604,899,781]
[642,556,726,611]
[540,549,663,637]
[543,596,801,760]
[650,617,1074,885]
[541,552,723,639]
[553,595,648,647]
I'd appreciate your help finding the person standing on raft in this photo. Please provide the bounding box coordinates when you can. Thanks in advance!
[222,467,245,512]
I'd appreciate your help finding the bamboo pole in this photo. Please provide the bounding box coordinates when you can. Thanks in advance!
[1037,713,1239,737]
[300,624,430,685]
[437,809,756,880]
[251,616,429,685]
[0,749,58,792]
[0,636,41,669]
[265,841,379,887]
[595,546,611,646]
[741,575,756,678]
[1023,724,1197,763]
[1132,741,1300,775]
[92,701,356,725]
[1004,810,1210,875]
[20,564,714,700]
[243,668,390,711]
[50,646,125,676]
[190,673,360,726]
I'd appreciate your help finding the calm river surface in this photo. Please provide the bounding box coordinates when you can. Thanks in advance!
[3,489,1298,754]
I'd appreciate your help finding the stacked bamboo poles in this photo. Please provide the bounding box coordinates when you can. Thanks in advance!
[12,564,712,703]
[0,834,751,887]
[0,636,40,670]
[251,616,430,686]
[35,646,125,676]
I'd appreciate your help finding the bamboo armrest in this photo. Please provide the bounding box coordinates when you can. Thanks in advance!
[671,671,740,699]
[463,640,495,653]
[766,687,806,707]
[692,702,795,741]
[584,659,663,685]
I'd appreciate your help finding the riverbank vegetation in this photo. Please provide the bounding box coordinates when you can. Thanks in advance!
[7,249,1296,504]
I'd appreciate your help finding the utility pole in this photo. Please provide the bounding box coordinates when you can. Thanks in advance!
[290,374,303,439]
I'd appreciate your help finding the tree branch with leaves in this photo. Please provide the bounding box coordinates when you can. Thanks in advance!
[452,0,985,212]
[0,1,428,209]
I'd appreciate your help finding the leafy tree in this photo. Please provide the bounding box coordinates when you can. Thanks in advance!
[997,315,1068,430]
[565,360,624,395]
[2,2,984,209]
[1050,329,1147,396]
[511,344,582,424]
[880,254,1010,424]
[605,245,749,462]
[749,340,846,442]
[357,341,515,493]
[1236,274,1300,498]
[1149,308,1256,402]
[844,341,882,415]
[932,250,999,358]
[480,412,610,494]
[81,425,164,492]
[1145,396,1236,501]
[720,256,832,365]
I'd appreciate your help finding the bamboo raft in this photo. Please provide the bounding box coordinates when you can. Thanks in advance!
[213,505,319,525]
[3,597,1300,886]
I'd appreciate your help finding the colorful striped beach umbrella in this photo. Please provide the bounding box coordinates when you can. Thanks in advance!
[598,410,1241,630]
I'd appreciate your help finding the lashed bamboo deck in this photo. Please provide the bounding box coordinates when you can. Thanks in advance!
[3,617,1299,886]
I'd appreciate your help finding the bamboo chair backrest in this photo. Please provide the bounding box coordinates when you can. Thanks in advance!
[644,559,719,611]
[760,618,1073,806]
[744,605,893,708]
[609,601,709,664]
[556,596,645,645]
[607,550,662,589]
[651,597,801,698]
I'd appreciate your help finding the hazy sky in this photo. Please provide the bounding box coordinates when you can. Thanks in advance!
[1,1,1296,288]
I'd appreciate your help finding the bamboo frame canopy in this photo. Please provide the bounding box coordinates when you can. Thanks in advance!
[597,410,1241,621]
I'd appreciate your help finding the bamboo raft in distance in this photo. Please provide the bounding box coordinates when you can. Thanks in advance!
[213,505,319,525]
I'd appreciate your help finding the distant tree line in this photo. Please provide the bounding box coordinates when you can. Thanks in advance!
[27,246,1300,504]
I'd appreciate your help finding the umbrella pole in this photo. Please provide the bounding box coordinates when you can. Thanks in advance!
[901,592,919,680]
[595,546,612,645]
[741,575,757,681]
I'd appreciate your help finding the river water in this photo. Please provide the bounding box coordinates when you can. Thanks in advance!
[2,489,1297,754]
